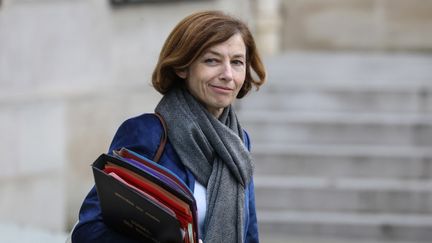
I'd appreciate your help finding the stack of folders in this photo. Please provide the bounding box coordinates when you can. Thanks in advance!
[92,147,198,243]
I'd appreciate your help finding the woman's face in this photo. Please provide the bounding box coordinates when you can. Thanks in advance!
[177,33,246,117]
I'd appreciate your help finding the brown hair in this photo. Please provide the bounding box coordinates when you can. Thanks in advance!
[152,10,266,98]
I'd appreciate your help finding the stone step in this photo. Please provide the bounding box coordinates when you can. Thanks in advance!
[258,210,432,242]
[252,144,432,179]
[240,88,432,113]
[241,111,432,126]
[252,143,432,158]
[242,52,432,114]
[240,111,432,146]
[254,176,432,214]
[263,52,432,88]
[257,77,432,92]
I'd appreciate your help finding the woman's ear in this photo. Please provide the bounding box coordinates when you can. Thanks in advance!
[175,69,188,79]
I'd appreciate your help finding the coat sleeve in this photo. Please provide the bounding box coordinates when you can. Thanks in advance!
[245,179,259,243]
[71,114,163,243]
[243,130,260,243]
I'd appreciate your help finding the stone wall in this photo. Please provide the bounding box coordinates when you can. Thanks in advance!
[278,0,432,52]
[0,0,253,233]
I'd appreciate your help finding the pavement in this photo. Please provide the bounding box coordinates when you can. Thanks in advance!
[260,234,421,243]
[0,222,422,243]
[0,223,68,243]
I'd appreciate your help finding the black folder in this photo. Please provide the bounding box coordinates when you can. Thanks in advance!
[92,149,198,243]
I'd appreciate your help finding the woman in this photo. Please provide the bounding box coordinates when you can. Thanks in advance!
[72,10,266,243]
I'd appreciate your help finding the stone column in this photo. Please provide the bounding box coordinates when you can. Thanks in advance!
[255,0,282,56]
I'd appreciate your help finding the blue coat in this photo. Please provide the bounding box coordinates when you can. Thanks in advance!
[72,113,259,243]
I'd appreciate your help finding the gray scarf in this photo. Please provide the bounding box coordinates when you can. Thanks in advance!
[155,88,253,243]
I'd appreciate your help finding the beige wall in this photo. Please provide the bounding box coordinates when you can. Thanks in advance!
[279,0,432,52]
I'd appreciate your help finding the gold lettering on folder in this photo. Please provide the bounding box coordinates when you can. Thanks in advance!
[145,212,161,223]
[114,192,135,207]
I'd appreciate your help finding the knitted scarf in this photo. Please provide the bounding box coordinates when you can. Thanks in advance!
[155,88,253,242]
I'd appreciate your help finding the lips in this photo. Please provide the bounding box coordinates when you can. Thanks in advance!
[209,84,233,92]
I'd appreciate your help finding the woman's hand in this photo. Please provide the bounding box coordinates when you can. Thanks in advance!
[199,239,203,243]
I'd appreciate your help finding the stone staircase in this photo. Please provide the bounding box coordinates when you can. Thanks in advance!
[237,52,432,242]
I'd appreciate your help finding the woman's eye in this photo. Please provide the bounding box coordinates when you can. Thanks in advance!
[204,58,218,64]
[232,60,244,66]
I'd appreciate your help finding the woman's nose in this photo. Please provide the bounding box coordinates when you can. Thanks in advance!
[219,62,233,81]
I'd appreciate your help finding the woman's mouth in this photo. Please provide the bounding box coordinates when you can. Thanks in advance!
[209,84,233,93]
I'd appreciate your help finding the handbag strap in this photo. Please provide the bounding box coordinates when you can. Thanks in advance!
[153,112,168,162]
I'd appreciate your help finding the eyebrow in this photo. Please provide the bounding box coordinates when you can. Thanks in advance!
[205,50,245,59]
